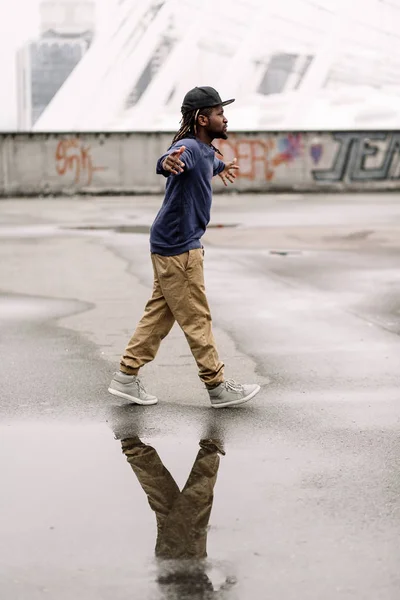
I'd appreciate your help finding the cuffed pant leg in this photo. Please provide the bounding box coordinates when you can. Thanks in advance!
[120,256,175,375]
[153,249,224,387]
[121,437,180,548]
[156,442,221,559]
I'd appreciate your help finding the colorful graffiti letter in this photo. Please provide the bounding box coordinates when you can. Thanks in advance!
[55,138,107,186]
[310,142,323,165]
[218,134,303,181]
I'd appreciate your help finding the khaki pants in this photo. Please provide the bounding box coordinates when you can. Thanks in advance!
[120,248,224,387]
[121,437,221,559]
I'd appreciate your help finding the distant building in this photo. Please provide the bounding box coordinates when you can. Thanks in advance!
[33,0,400,131]
[17,1,95,129]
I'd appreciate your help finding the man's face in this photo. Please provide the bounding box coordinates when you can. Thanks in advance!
[206,105,228,140]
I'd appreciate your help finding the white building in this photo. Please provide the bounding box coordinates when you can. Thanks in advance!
[33,0,400,131]
[17,1,95,129]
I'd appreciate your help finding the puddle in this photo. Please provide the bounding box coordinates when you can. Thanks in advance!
[1,420,399,599]
[65,223,239,235]
[0,292,105,423]
[0,222,240,240]
[0,225,59,238]
[0,294,88,323]
[269,250,303,256]
[0,423,238,600]
[67,224,151,234]
[207,223,238,229]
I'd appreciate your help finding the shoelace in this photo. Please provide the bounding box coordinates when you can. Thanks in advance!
[224,379,243,392]
[135,377,147,394]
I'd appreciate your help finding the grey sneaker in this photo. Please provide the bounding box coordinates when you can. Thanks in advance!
[208,379,260,409]
[108,372,158,405]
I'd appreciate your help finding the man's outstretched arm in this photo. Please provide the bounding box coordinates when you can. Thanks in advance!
[156,144,197,177]
[218,157,239,187]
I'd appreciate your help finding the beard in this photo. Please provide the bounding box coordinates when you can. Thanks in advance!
[213,130,228,140]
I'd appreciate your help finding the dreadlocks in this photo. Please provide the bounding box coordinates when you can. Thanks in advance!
[171,107,213,145]
[171,106,223,156]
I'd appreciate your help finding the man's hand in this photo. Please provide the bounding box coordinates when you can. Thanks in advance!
[218,158,239,186]
[162,146,186,175]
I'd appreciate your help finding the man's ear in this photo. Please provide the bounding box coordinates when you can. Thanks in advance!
[197,114,209,126]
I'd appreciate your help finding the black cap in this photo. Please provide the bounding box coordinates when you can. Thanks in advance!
[181,86,235,114]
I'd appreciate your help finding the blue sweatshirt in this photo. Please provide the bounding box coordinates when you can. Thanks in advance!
[150,136,225,256]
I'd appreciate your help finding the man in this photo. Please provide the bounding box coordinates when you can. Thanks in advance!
[108,86,260,408]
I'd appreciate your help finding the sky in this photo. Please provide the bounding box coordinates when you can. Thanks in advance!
[0,0,109,130]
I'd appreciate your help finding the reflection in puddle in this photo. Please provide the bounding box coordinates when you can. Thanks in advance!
[121,437,224,560]
[1,422,238,599]
[118,433,237,598]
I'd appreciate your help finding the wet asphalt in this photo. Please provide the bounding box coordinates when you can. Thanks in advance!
[0,193,399,600]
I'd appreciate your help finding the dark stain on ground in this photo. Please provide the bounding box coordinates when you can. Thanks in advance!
[64,224,239,234]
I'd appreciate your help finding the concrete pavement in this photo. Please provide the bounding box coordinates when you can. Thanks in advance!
[0,193,399,599]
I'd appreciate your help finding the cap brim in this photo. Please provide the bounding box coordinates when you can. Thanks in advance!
[221,98,235,106]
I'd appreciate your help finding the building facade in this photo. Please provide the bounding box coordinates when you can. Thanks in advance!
[32,0,400,131]
[17,1,95,129]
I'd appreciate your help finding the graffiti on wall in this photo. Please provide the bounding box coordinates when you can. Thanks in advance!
[312,132,400,182]
[55,138,107,186]
[218,134,303,181]
[310,138,323,165]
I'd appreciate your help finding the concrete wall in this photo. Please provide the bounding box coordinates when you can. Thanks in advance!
[2,131,400,196]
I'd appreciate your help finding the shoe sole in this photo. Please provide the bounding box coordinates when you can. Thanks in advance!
[108,387,158,405]
[211,385,261,409]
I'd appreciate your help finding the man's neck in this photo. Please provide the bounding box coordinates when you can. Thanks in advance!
[196,130,213,146]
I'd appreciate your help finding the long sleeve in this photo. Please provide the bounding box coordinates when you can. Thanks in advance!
[156,141,198,177]
[150,136,218,256]
[156,153,171,177]
[213,155,225,176]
